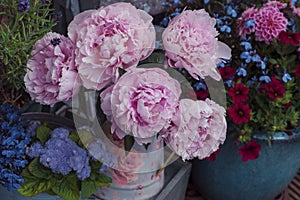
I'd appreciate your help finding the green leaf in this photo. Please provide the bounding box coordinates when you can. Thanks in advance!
[36,125,51,144]
[51,174,80,200]
[124,135,135,153]
[81,178,100,199]
[69,131,80,143]
[268,58,277,65]
[28,158,53,179]
[18,169,56,197]
[95,174,112,186]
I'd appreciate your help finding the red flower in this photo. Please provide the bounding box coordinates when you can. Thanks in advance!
[228,103,251,124]
[195,89,209,100]
[238,141,261,162]
[263,77,286,100]
[278,31,300,46]
[228,83,249,103]
[219,66,236,79]
[205,148,221,161]
[296,64,300,77]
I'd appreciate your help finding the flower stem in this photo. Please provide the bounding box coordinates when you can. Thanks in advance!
[156,151,176,177]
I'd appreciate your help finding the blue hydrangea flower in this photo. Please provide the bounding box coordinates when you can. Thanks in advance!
[38,128,92,180]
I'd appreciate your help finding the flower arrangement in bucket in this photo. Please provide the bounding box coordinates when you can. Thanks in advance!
[161,0,300,161]
[0,1,233,200]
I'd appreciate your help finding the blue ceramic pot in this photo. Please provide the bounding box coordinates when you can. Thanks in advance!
[191,127,300,200]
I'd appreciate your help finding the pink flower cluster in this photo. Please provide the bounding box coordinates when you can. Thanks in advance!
[68,3,155,90]
[162,9,231,81]
[162,99,227,161]
[24,3,229,161]
[237,1,288,43]
[24,32,80,105]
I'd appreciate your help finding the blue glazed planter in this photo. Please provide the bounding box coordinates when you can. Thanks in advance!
[191,127,300,200]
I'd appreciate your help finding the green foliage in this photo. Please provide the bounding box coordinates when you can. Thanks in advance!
[18,123,112,200]
[0,0,56,105]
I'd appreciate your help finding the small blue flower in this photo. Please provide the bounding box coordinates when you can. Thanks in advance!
[226,6,237,18]
[236,67,247,77]
[225,80,233,87]
[240,41,252,51]
[220,25,231,33]
[194,81,207,90]
[245,20,255,28]
[204,0,210,4]
[282,71,292,83]
[259,76,271,83]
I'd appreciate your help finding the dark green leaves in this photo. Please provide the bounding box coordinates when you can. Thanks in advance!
[36,125,51,145]
[124,135,135,153]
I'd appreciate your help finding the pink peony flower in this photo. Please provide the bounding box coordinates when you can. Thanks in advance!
[100,67,181,144]
[254,6,288,43]
[24,32,80,105]
[68,3,156,90]
[236,7,258,38]
[162,9,231,81]
[162,98,227,161]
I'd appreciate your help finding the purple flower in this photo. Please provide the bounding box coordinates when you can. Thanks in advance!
[17,0,30,13]
[24,32,80,105]
[101,68,181,144]
[26,142,43,158]
[67,3,155,90]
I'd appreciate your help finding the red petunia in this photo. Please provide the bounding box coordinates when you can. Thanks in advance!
[195,89,209,100]
[228,103,251,124]
[228,83,249,103]
[205,148,221,161]
[295,64,300,77]
[219,66,236,79]
[238,141,261,162]
[263,77,286,100]
[278,31,300,46]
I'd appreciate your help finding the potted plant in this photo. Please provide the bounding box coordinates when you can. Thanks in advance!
[11,2,231,200]
[0,104,112,200]
[159,0,300,199]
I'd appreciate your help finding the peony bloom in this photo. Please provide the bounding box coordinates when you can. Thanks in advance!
[278,31,300,45]
[100,67,181,144]
[238,141,261,162]
[263,76,286,100]
[24,32,80,105]
[228,103,251,124]
[254,6,288,43]
[162,98,227,161]
[236,7,258,38]
[162,9,231,81]
[228,83,249,103]
[68,3,156,90]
